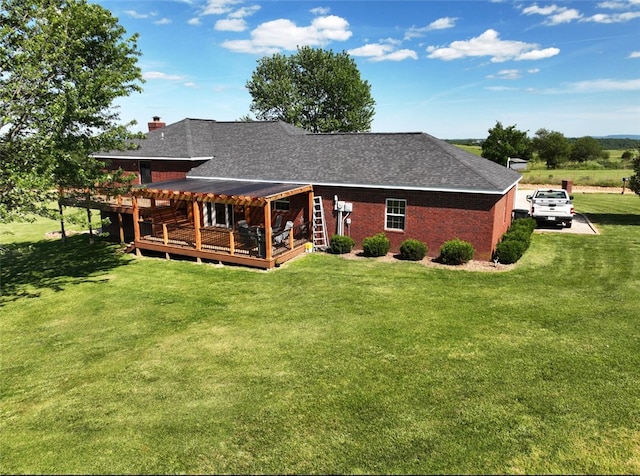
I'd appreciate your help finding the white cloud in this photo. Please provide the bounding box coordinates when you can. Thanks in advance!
[404,17,457,40]
[521,4,583,24]
[489,69,522,80]
[229,6,261,18]
[183,82,198,88]
[629,51,640,58]
[567,78,640,93]
[311,7,331,16]
[222,15,352,53]
[598,0,640,8]
[582,11,640,22]
[143,71,186,81]
[154,18,172,25]
[522,4,562,15]
[124,10,153,19]
[201,0,242,16]
[349,43,417,62]
[426,29,560,63]
[215,18,247,31]
[188,17,202,26]
[528,68,540,74]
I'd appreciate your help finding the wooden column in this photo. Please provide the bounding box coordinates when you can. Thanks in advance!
[264,201,272,261]
[308,191,315,240]
[118,213,124,243]
[193,200,202,252]
[132,195,141,256]
[132,195,140,242]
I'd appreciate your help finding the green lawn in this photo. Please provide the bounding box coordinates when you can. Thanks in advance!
[2,195,639,474]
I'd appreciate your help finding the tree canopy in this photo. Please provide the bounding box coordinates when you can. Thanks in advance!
[246,46,375,133]
[532,128,571,169]
[481,121,532,166]
[569,136,608,163]
[0,0,143,222]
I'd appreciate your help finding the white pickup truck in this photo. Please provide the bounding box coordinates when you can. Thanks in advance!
[526,189,575,228]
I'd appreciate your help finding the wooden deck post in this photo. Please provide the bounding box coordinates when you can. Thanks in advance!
[162,224,169,245]
[229,230,235,255]
[308,191,315,240]
[193,201,202,251]
[264,201,272,261]
[132,195,140,242]
[118,212,124,243]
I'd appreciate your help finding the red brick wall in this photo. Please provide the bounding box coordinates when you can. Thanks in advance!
[314,185,513,261]
[102,159,206,184]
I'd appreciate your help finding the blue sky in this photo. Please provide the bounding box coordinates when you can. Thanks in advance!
[97,0,640,139]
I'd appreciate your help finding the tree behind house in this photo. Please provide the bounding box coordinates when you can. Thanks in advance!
[246,46,375,133]
[481,121,532,166]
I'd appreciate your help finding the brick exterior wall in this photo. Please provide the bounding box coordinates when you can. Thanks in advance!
[103,159,207,185]
[314,185,517,261]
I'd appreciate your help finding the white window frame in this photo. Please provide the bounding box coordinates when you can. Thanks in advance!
[385,198,406,231]
[273,198,290,211]
[204,202,233,228]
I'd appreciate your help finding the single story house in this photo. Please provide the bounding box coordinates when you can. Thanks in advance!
[93,117,521,268]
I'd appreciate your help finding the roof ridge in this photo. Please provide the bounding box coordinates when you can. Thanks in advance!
[436,138,516,190]
[184,119,195,157]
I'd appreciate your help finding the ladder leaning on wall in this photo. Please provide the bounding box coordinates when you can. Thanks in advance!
[312,196,329,250]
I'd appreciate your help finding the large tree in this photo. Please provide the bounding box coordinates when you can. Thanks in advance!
[246,46,375,133]
[569,136,608,163]
[0,0,143,222]
[481,121,532,166]
[532,128,571,169]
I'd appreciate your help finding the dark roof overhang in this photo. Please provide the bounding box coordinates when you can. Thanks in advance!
[133,178,313,207]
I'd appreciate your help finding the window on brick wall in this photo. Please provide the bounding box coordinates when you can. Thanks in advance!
[385,199,406,231]
[139,160,152,184]
[273,198,290,211]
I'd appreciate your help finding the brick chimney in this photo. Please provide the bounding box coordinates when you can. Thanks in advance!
[148,116,166,132]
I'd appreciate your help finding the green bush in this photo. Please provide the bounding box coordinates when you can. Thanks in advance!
[510,217,537,234]
[399,239,427,261]
[329,234,355,254]
[362,233,391,257]
[493,217,537,264]
[501,228,531,248]
[494,239,527,264]
[438,238,474,265]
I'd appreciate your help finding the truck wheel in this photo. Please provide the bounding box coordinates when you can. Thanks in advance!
[565,221,572,228]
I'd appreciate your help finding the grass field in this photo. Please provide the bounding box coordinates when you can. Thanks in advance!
[1,194,639,474]
[454,144,632,187]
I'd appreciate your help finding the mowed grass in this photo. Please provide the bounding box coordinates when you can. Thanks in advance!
[1,195,639,474]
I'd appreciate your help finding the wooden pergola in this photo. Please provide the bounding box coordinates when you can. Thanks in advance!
[130,178,315,269]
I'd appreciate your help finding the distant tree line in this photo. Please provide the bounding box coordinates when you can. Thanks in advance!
[447,137,640,151]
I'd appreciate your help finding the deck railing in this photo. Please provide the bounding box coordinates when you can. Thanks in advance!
[137,220,311,259]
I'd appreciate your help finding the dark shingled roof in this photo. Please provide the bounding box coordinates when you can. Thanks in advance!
[96,118,521,194]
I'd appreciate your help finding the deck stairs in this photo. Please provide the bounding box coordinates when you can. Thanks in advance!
[312,196,329,250]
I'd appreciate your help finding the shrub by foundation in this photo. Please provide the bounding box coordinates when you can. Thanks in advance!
[362,233,391,257]
[399,239,428,261]
[329,234,355,254]
[494,217,536,264]
[438,238,474,265]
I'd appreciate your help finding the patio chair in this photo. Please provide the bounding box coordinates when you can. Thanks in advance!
[271,214,284,234]
[237,220,256,248]
[273,220,294,245]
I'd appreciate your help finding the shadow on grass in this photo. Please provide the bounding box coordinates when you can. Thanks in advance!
[584,213,640,226]
[0,234,130,304]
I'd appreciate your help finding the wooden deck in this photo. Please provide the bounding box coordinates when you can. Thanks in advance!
[135,221,311,269]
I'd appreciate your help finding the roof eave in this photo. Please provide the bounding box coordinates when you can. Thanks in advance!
[92,154,213,161]
[187,175,522,195]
